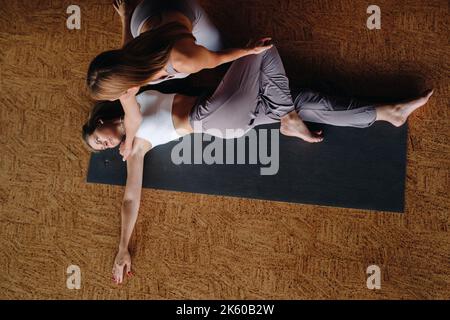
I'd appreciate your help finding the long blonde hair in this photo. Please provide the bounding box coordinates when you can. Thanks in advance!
[86,22,194,100]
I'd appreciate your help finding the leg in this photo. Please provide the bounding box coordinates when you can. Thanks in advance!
[191,46,299,138]
[189,51,265,138]
[201,46,293,122]
[292,88,434,128]
[189,0,223,51]
[191,47,325,142]
[293,89,377,128]
[374,90,434,127]
[257,47,295,120]
[253,48,325,142]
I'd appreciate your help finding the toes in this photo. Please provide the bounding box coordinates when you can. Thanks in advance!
[392,116,406,127]
[306,136,323,143]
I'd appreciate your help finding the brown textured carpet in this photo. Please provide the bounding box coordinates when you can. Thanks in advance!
[0,0,449,299]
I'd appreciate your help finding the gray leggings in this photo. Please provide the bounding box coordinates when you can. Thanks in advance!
[189,47,377,139]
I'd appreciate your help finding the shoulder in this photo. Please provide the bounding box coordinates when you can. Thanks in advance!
[171,38,206,72]
[172,36,197,55]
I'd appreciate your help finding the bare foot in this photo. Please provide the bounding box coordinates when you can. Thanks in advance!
[113,0,132,19]
[376,89,434,127]
[280,111,324,143]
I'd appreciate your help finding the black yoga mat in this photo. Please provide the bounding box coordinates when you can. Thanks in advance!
[87,121,408,212]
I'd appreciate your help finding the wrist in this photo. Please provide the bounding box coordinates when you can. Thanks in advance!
[243,47,253,56]
[120,95,134,104]
[119,243,128,252]
[120,14,131,23]
[124,140,133,148]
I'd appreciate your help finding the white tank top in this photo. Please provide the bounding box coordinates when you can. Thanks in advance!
[135,90,182,147]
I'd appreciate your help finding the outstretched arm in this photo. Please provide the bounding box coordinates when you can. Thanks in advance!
[112,138,152,284]
[113,0,134,47]
[172,37,274,74]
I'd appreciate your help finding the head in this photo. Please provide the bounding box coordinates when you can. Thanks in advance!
[86,22,193,101]
[82,100,125,152]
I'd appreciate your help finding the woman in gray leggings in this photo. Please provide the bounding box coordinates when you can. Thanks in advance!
[188,45,433,142]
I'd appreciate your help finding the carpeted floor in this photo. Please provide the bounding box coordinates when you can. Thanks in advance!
[0,0,448,299]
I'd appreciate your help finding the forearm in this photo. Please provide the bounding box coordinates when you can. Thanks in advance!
[116,145,147,252]
[118,199,140,250]
[121,97,142,146]
[212,48,252,67]
[177,37,272,73]
[124,117,141,147]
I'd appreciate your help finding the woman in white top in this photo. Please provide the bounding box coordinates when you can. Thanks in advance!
[87,0,273,163]
[83,47,433,284]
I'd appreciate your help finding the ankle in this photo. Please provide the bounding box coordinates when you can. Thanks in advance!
[282,111,298,122]
[375,104,393,121]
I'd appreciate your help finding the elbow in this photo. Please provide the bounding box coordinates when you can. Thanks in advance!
[199,52,222,70]
[210,55,224,69]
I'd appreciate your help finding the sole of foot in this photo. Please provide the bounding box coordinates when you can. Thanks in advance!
[280,118,324,143]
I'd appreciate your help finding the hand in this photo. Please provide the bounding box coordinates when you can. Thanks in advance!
[112,248,133,284]
[113,0,132,19]
[119,138,133,161]
[246,37,273,55]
